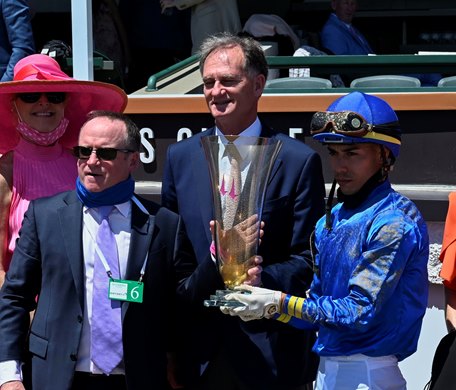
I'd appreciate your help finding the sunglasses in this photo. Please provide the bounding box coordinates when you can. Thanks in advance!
[72,146,135,161]
[310,111,372,137]
[17,92,67,104]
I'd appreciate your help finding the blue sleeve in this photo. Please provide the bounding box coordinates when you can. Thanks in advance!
[287,211,424,330]
[2,0,35,81]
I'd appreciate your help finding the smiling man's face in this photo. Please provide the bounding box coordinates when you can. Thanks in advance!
[202,45,265,135]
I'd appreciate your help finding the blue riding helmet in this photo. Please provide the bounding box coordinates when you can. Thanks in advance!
[311,92,401,158]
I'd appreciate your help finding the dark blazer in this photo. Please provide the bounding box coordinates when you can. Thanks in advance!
[321,13,373,55]
[161,125,326,389]
[0,190,221,390]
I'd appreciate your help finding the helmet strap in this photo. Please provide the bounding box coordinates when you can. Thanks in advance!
[324,179,337,230]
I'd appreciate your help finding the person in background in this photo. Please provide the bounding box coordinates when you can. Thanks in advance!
[320,0,440,86]
[0,0,35,82]
[160,0,241,54]
[320,0,373,85]
[0,54,127,288]
[92,0,131,89]
[161,32,325,390]
[0,110,243,390]
[320,0,373,55]
[222,91,429,390]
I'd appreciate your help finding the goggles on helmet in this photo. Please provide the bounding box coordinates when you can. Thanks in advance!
[310,110,401,142]
[310,111,372,136]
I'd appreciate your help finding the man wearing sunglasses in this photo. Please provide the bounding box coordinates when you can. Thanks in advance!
[0,111,232,390]
[221,92,429,389]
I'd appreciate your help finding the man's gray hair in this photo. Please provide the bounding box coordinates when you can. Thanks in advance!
[198,32,268,79]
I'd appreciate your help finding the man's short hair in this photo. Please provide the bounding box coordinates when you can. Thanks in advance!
[198,32,268,80]
[84,110,141,151]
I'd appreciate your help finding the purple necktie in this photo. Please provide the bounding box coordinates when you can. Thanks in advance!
[91,205,123,374]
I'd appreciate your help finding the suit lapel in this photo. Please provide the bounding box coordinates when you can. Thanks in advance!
[122,198,154,319]
[58,192,85,310]
[336,16,372,53]
[58,193,155,319]
[194,129,216,244]
[260,125,283,185]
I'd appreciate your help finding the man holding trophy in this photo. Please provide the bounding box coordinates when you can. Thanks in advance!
[161,33,326,390]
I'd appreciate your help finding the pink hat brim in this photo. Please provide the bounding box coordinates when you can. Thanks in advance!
[0,79,127,153]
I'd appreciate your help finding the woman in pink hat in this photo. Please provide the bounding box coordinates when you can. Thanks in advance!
[0,54,127,287]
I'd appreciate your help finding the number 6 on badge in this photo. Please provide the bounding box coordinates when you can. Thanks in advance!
[109,279,144,303]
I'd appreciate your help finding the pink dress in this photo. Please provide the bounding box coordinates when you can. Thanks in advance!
[6,138,78,269]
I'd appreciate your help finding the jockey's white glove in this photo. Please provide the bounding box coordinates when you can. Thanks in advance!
[220,285,282,322]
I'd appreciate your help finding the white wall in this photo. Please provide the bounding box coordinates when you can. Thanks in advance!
[399,283,447,389]
[400,222,447,389]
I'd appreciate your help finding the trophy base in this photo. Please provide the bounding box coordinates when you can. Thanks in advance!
[203,289,249,307]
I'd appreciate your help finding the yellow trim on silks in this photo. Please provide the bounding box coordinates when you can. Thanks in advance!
[288,296,298,316]
[276,313,292,323]
[363,131,401,145]
[295,297,306,318]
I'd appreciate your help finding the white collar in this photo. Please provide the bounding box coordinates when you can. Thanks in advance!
[215,117,261,140]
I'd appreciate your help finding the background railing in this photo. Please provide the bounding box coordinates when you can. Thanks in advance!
[141,53,456,94]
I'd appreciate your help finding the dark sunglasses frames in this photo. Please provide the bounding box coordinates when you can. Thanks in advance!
[17,92,66,104]
[73,146,134,161]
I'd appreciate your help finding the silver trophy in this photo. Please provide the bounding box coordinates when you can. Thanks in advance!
[202,135,282,307]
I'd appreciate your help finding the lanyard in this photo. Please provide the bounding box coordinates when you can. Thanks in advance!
[89,196,150,282]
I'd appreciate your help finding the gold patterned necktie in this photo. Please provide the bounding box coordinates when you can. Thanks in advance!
[222,142,242,229]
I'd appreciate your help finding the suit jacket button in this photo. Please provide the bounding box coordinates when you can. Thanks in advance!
[77,315,83,323]
[70,354,77,361]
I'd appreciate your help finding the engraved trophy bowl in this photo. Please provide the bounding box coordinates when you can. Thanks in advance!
[201,135,282,307]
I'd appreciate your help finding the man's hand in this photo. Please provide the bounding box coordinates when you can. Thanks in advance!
[220,285,283,321]
[209,218,265,286]
[209,217,264,247]
[0,381,25,390]
[244,255,262,287]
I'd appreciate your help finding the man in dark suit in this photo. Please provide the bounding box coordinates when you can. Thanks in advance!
[0,111,225,390]
[320,0,373,56]
[161,33,326,390]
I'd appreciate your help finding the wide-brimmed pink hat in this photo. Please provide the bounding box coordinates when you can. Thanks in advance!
[0,54,128,153]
